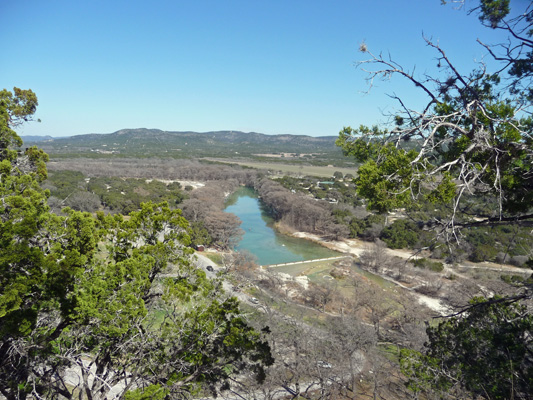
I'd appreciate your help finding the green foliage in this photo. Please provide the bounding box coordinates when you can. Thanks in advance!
[403,297,533,399]
[365,213,386,225]
[338,2,533,241]
[0,89,272,399]
[336,125,387,164]
[340,213,386,239]
[274,175,310,193]
[44,170,85,199]
[400,348,453,396]
[343,138,423,212]
[86,176,187,213]
[412,258,444,272]
[188,220,213,247]
[338,127,460,213]
[404,195,533,261]
[479,0,510,28]
[124,385,169,400]
[348,217,365,237]
[273,174,362,211]
[1,88,39,125]
[380,219,421,249]
[332,208,351,224]
[470,243,498,262]
[499,274,532,285]
[462,225,533,263]
[346,7,533,396]
[1,88,48,181]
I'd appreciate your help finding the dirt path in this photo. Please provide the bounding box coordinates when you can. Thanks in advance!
[290,231,530,314]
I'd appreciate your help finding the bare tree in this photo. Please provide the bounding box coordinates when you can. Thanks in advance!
[327,315,376,398]
[359,239,394,274]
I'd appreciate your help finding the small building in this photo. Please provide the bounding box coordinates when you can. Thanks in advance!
[196,244,205,252]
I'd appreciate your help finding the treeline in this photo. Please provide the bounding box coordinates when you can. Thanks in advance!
[45,159,261,249]
[45,158,533,265]
[180,180,244,249]
[270,175,533,267]
[255,179,349,239]
[48,158,260,182]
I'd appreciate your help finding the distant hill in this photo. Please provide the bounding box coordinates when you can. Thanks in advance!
[22,128,343,160]
[21,135,55,143]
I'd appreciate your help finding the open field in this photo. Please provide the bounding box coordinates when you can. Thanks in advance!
[268,258,341,276]
[268,257,395,291]
[202,158,357,178]
[201,252,223,265]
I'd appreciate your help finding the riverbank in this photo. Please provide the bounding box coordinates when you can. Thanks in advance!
[289,230,529,274]
[227,190,528,276]
[283,229,531,314]
[273,222,365,255]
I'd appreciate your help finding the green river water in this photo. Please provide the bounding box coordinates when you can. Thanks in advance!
[224,187,339,266]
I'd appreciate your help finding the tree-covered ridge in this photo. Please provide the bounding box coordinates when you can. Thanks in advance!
[0,88,272,399]
[22,128,345,162]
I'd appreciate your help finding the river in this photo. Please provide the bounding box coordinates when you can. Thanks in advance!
[224,187,339,266]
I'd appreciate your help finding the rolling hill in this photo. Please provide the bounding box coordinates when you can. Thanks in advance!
[22,128,343,160]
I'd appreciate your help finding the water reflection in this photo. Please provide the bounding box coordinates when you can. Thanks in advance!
[224,187,339,265]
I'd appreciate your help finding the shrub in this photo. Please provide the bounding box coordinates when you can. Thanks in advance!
[469,244,498,262]
[495,252,510,264]
[348,218,365,238]
[380,219,420,249]
[412,258,444,273]
[500,274,525,284]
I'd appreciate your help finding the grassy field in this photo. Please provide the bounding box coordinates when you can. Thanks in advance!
[202,158,357,178]
[201,252,224,265]
[269,258,394,289]
[268,258,341,276]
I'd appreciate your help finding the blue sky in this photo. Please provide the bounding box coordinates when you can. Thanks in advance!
[1,0,510,137]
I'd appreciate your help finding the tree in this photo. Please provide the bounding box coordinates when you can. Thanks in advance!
[401,297,533,399]
[333,171,344,180]
[336,1,533,242]
[358,239,394,274]
[380,219,420,249]
[203,210,244,249]
[336,2,533,397]
[0,88,272,399]
[327,315,376,397]
[187,220,213,247]
[65,190,102,212]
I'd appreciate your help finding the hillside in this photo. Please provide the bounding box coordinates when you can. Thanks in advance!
[20,135,55,142]
[22,128,343,160]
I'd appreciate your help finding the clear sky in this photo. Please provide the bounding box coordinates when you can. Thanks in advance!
[1,0,511,137]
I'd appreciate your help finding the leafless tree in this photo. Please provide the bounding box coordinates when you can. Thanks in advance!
[304,280,339,313]
[327,315,376,398]
[359,239,394,274]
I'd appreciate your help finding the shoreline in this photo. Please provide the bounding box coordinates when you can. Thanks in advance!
[284,228,530,275]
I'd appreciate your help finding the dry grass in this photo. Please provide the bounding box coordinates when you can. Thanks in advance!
[202,158,356,178]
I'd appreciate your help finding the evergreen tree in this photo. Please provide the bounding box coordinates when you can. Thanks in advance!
[0,88,272,400]
[337,2,533,398]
